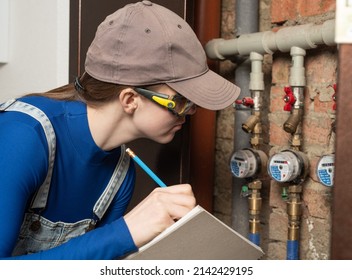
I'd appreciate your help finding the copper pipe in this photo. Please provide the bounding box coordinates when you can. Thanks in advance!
[248,180,262,235]
[287,185,302,241]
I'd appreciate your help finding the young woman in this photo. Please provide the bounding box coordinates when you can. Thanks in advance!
[0,1,239,259]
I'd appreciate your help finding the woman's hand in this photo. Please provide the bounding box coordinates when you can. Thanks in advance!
[124,184,196,247]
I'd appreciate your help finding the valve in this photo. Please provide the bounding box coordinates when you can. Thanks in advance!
[332,93,336,110]
[242,114,260,134]
[235,97,254,107]
[268,150,309,183]
[328,84,337,111]
[328,84,337,133]
[316,154,335,187]
[283,86,296,111]
[230,148,268,179]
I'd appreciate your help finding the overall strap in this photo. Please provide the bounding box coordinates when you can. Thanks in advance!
[1,99,131,221]
[0,99,56,210]
[93,144,130,220]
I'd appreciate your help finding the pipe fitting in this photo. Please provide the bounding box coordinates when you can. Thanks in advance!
[292,86,305,109]
[248,180,262,235]
[242,114,260,133]
[205,38,227,60]
[242,91,263,134]
[248,190,262,215]
[249,52,265,91]
[283,86,304,134]
[289,47,306,87]
[284,108,302,134]
[205,19,336,59]
[252,90,263,111]
[251,123,263,147]
[287,185,303,241]
[249,218,260,234]
[291,133,302,150]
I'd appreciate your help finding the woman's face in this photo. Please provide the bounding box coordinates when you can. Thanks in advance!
[133,85,196,144]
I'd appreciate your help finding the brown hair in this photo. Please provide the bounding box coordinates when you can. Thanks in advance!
[27,72,129,105]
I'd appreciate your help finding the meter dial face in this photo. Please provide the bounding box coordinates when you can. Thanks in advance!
[268,151,301,182]
[230,150,258,178]
[316,155,334,187]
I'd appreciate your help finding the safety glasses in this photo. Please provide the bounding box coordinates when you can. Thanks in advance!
[134,87,195,117]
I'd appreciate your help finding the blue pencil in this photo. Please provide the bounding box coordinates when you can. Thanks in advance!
[126,148,167,188]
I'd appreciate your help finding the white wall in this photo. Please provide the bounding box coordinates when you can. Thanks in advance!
[0,0,69,102]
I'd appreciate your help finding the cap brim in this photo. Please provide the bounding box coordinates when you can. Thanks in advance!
[166,69,240,110]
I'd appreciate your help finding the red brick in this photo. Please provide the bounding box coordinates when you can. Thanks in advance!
[313,95,334,113]
[271,0,297,23]
[268,211,288,242]
[305,49,338,84]
[271,55,290,85]
[267,242,287,260]
[269,121,291,146]
[269,181,287,208]
[270,86,287,112]
[302,187,333,219]
[299,216,331,260]
[321,0,336,12]
[302,118,332,145]
[298,0,336,17]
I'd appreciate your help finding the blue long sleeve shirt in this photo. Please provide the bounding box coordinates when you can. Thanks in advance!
[0,96,138,259]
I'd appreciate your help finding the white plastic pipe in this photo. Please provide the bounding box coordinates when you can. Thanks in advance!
[205,19,336,59]
[249,52,264,91]
[289,46,306,87]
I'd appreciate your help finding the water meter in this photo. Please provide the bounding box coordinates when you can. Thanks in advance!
[230,148,267,178]
[268,150,309,183]
[316,154,335,187]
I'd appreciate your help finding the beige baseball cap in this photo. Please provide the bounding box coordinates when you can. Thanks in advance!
[85,0,240,110]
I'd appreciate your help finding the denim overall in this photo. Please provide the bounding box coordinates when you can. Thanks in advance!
[0,99,130,256]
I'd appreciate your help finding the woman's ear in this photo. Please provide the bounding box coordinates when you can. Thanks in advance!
[119,88,139,114]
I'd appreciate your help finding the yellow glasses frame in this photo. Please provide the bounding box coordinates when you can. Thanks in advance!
[134,87,195,117]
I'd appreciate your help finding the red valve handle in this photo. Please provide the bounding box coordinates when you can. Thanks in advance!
[283,86,296,111]
[242,97,254,107]
[234,97,254,107]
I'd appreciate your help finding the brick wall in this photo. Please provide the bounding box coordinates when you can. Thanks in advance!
[271,0,335,23]
[215,0,337,259]
[268,0,336,260]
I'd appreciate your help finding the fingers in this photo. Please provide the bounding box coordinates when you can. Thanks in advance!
[150,184,196,212]
[158,183,193,195]
[124,184,196,247]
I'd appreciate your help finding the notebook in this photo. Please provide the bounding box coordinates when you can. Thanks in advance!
[123,205,264,260]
